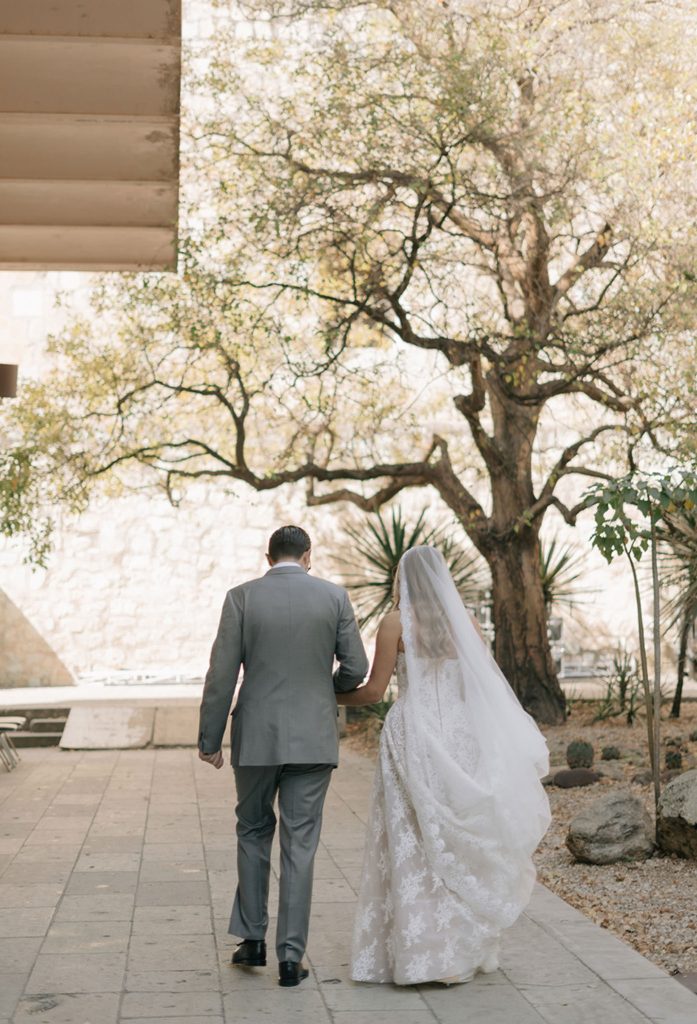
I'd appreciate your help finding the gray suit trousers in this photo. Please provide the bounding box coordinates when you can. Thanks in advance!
[229,763,333,962]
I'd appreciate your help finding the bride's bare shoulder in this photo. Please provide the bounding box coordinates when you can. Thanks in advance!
[378,609,403,649]
[380,609,401,631]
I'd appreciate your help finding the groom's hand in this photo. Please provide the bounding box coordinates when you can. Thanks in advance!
[198,749,224,769]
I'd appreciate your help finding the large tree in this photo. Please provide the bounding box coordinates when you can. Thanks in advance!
[0,445,52,568]
[9,0,697,722]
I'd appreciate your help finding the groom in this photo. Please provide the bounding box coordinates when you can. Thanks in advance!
[198,525,368,987]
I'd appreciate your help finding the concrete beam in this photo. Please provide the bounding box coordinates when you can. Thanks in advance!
[0,1,181,272]
[0,39,181,117]
[0,0,181,39]
[0,181,178,228]
[0,225,176,271]
[0,116,178,182]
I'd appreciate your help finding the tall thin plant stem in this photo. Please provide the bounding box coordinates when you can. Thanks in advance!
[650,516,659,811]
[623,538,656,790]
[650,513,662,812]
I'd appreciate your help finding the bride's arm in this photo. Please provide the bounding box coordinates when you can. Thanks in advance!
[336,611,401,706]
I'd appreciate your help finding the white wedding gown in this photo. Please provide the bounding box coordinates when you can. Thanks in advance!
[350,550,551,986]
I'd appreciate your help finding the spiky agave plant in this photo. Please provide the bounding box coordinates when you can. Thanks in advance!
[334,506,488,629]
[539,536,592,612]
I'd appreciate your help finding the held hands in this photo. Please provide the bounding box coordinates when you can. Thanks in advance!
[198,749,224,769]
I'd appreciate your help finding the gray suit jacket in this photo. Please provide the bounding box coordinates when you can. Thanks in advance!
[198,565,369,766]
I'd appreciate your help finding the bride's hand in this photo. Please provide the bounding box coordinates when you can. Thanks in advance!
[337,611,400,706]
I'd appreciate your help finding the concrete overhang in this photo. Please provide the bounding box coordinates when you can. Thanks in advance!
[0,0,181,271]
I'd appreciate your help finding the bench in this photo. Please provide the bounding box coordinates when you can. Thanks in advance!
[0,717,27,770]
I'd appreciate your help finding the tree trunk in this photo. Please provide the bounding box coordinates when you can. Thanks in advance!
[470,376,567,725]
[670,613,691,718]
[487,532,567,725]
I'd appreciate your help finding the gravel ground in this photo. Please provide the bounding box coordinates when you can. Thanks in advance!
[343,702,697,975]
[538,702,697,975]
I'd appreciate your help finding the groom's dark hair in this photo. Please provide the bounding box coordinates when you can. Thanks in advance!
[268,525,311,561]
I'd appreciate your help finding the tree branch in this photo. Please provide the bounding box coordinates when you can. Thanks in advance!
[531,423,627,522]
[453,354,506,470]
[305,476,425,511]
[552,223,613,305]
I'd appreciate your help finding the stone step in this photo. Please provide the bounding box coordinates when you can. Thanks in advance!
[28,716,68,733]
[12,730,64,747]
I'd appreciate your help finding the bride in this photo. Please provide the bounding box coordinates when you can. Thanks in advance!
[337,545,551,986]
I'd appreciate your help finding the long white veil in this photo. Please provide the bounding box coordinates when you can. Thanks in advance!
[399,545,551,940]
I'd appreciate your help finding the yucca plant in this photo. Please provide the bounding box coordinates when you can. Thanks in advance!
[658,509,697,718]
[334,506,488,629]
[539,537,591,612]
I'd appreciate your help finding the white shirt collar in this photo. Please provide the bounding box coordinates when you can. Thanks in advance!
[271,561,305,569]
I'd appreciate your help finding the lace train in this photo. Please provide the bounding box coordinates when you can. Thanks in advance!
[350,655,545,985]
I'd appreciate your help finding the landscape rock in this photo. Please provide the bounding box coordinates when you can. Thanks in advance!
[541,764,566,786]
[657,769,697,859]
[552,768,601,788]
[566,791,655,864]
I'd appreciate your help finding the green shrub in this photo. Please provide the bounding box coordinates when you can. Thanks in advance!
[566,740,594,769]
[665,750,683,770]
[593,650,642,725]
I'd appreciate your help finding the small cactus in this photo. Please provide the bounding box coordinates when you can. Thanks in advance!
[566,740,594,769]
[665,750,683,771]
[689,729,697,743]
[601,745,621,761]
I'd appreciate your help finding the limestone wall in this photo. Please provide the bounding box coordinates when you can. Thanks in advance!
[5,488,340,684]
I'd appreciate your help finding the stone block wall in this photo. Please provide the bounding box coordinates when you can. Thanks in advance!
[0,477,336,684]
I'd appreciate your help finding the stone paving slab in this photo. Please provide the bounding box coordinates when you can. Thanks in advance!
[1,747,696,1024]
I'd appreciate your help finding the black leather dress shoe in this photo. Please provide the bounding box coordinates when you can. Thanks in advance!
[231,940,266,967]
[278,961,309,987]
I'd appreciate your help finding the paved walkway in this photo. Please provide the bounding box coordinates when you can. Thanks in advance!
[1,747,696,1024]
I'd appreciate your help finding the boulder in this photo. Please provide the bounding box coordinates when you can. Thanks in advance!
[566,791,654,864]
[541,765,566,787]
[657,769,697,859]
[552,768,601,788]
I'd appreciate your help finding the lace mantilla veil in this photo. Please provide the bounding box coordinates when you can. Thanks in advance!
[398,545,551,942]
